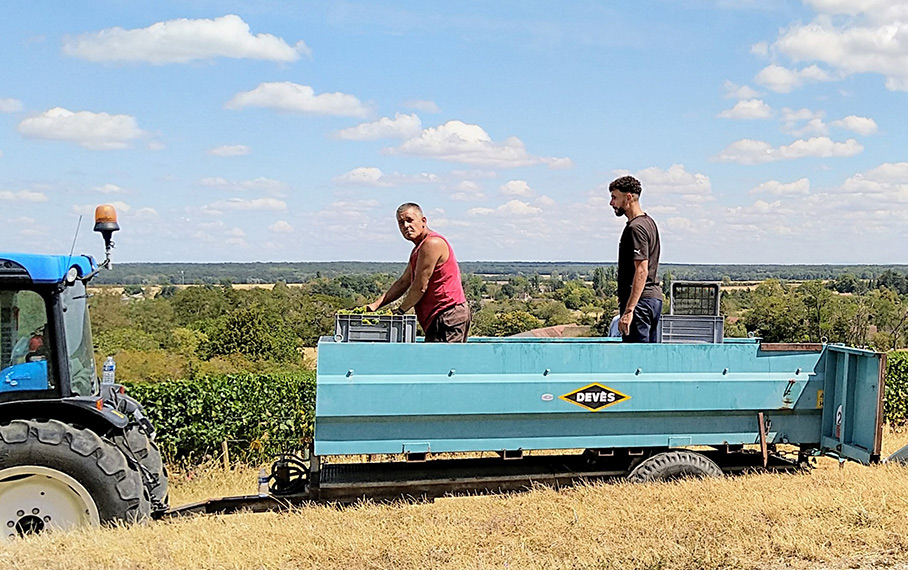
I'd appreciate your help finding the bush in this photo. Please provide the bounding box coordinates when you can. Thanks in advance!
[124,372,316,463]
[885,351,908,425]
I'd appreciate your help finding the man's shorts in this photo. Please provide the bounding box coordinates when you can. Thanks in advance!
[425,302,471,343]
[622,296,663,343]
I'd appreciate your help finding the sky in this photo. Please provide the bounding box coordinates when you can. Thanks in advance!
[1,1,907,265]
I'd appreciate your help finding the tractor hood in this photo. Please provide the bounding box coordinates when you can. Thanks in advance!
[0,253,96,284]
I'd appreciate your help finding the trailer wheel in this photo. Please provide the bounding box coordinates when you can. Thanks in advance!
[113,425,169,511]
[626,450,723,483]
[0,419,150,538]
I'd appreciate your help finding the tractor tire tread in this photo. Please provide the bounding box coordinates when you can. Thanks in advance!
[0,419,151,524]
[627,450,723,483]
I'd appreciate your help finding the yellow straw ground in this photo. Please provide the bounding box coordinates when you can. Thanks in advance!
[4,429,908,570]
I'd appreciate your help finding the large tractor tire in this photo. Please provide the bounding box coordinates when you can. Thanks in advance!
[0,419,150,539]
[113,424,169,512]
[626,450,723,483]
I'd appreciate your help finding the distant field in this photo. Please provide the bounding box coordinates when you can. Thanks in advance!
[4,429,908,569]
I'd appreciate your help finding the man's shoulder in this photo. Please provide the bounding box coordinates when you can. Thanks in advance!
[631,214,659,232]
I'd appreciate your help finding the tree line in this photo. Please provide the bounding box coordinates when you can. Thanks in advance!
[94,261,908,286]
[91,268,908,383]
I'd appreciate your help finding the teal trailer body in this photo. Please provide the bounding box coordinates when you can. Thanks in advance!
[314,337,884,464]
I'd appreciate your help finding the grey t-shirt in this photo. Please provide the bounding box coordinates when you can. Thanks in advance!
[617,213,661,312]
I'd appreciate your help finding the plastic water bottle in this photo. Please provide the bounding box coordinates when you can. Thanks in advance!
[102,356,116,385]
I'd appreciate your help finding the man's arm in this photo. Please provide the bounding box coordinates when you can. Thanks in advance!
[618,259,648,335]
[366,267,412,312]
[395,237,446,312]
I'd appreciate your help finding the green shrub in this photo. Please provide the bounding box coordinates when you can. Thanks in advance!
[885,351,908,425]
[124,372,316,463]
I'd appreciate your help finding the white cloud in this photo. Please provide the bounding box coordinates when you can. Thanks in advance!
[613,164,713,200]
[0,98,23,113]
[749,178,811,196]
[0,190,48,202]
[403,100,441,113]
[334,167,388,187]
[832,115,878,135]
[500,180,533,197]
[332,166,438,187]
[714,137,863,164]
[198,176,287,193]
[840,163,908,202]
[226,82,368,117]
[543,157,574,170]
[208,145,250,157]
[755,64,833,93]
[333,113,422,140]
[717,99,773,119]
[750,42,769,57]
[203,197,287,214]
[269,220,294,233]
[392,120,570,169]
[93,183,124,194]
[769,4,908,91]
[467,199,542,217]
[722,81,760,99]
[63,14,309,64]
[781,108,828,137]
[451,181,484,201]
[18,107,144,150]
[329,199,380,212]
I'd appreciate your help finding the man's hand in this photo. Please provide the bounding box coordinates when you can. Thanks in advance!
[618,310,634,335]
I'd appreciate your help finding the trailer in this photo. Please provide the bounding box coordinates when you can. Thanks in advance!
[171,330,887,516]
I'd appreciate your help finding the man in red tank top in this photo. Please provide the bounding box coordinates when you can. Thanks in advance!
[366,203,471,342]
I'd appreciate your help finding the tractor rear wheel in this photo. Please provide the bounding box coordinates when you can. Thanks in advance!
[626,450,723,483]
[113,424,169,511]
[0,419,150,539]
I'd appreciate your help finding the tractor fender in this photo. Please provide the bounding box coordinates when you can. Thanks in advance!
[0,397,129,435]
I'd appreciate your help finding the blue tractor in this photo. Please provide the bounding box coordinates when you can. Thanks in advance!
[0,206,168,538]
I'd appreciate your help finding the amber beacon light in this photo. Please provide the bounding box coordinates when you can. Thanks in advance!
[93,204,120,267]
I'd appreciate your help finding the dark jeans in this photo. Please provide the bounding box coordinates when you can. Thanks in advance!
[425,302,471,343]
[622,297,663,343]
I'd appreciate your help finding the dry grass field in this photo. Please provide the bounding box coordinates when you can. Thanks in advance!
[5,430,908,570]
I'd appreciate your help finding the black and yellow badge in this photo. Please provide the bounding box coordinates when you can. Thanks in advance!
[560,383,629,411]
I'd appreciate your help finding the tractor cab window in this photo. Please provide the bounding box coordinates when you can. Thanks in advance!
[62,281,96,397]
[0,289,53,392]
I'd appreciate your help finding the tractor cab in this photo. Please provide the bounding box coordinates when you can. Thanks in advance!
[0,254,98,398]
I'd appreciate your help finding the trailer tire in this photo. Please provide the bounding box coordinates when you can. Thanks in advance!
[0,419,150,537]
[626,450,723,483]
[113,425,169,512]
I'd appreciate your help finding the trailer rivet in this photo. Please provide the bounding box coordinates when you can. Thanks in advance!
[795,368,802,375]
[346,369,354,377]
[543,369,550,376]
[6,521,13,528]
[16,511,23,517]
[635,368,642,375]
[31,508,39,515]
[448,369,456,377]
[723,368,728,375]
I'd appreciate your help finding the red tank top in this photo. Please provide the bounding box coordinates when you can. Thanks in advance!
[408,231,467,330]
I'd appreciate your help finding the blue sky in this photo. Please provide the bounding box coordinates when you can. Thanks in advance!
[1,1,907,264]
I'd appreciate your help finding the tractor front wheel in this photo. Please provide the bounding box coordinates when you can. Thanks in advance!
[113,424,169,512]
[0,419,150,539]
